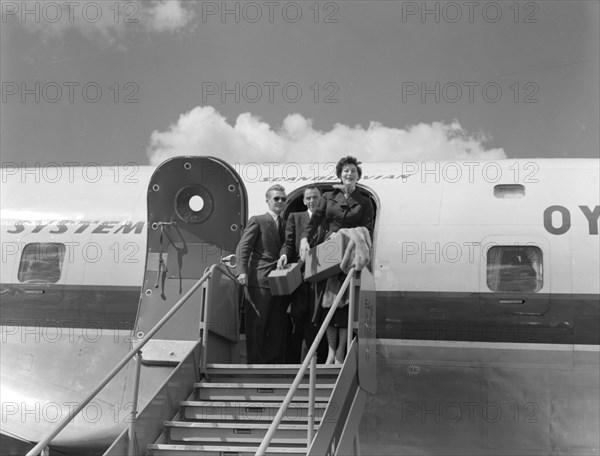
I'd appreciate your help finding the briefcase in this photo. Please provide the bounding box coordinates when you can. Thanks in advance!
[304,234,346,283]
[268,263,303,295]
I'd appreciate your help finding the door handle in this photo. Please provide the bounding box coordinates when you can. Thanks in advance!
[498,299,525,304]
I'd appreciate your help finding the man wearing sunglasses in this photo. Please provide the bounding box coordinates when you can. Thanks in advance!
[236,184,288,364]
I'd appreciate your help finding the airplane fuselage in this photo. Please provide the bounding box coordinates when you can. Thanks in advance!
[1,158,599,454]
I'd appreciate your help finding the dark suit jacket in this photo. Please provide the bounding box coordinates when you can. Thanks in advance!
[236,213,283,288]
[302,189,374,243]
[281,211,327,262]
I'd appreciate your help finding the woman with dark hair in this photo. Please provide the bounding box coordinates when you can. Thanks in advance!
[299,155,374,363]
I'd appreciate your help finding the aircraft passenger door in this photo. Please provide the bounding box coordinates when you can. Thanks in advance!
[478,235,552,342]
[135,157,247,348]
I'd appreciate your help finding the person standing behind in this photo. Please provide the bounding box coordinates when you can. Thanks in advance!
[277,186,328,363]
[236,184,288,364]
[299,156,374,364]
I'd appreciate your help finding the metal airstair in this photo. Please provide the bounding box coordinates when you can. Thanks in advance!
[26,157,376,456]
[104,259,375,456]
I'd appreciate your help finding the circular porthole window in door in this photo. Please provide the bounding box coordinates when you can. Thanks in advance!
[175,184,214,224]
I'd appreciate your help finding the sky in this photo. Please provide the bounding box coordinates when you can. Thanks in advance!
[1,0,598,167]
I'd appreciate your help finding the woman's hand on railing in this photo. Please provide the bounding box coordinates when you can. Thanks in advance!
[237,273,247,286]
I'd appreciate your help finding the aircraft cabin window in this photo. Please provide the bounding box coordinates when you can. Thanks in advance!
[486,246,543,293]
[18,243,65,283]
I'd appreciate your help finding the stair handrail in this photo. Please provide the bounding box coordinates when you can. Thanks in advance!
[256,267,357,456]
[26,266,217,456]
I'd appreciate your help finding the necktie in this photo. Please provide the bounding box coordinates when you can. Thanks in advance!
[277,217,285,243]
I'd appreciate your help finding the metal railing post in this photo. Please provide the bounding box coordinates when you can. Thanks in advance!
[347,273,356,354]
[307,354,317,447]
[127,351,143,456]
[199,284,209,376]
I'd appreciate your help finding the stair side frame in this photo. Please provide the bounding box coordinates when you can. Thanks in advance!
[103,342,201,456]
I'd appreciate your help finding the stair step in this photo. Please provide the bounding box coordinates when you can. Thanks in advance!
[148,443,307,456]
[200,376,337,385]
[147,364,341,455]
[194,382,333,401]
[181,401,327,422]
[166,421,317,444]
[205,363,341,377]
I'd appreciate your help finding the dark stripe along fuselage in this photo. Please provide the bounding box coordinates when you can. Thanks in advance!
[2,284,598,344]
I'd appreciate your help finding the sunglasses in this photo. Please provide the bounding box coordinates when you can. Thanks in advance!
[273,197,287,202]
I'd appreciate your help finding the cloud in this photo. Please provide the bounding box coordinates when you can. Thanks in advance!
[147,106,506,166]
[4,1,192,42]
[148,0,192,32]
[145,0,192,33]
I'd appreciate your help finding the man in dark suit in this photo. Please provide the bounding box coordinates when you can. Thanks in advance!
[278,186,328,363]
[236,184,288,364]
